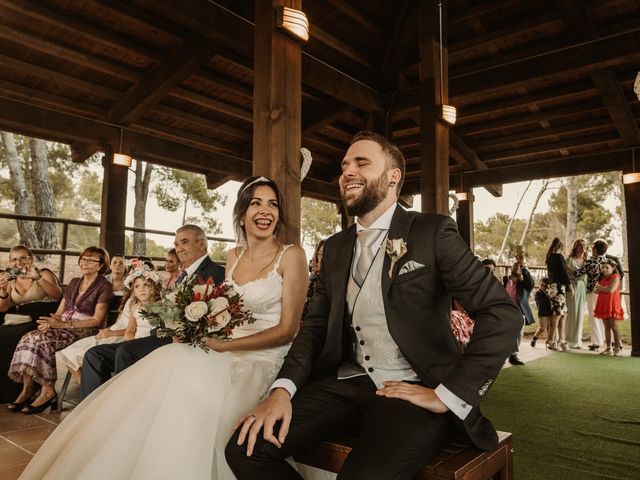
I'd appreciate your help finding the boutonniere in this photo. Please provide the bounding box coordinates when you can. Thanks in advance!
[385,238,407,278]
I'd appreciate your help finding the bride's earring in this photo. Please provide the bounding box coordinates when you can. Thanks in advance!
[240,220,244,227]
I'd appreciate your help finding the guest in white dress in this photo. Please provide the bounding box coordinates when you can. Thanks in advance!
[18,176,309,480]
[564,239,588,348]
[56,268,162,384]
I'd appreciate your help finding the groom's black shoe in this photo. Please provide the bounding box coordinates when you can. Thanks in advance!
[508,354,525,366]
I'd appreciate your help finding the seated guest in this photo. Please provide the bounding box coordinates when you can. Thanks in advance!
[7,246,113,414]
[303,240,324,318]
[81,225,224,398]
[104,253,126,296]
[162,248,181,290]
[0,245,62,403]
[57,265,162,384]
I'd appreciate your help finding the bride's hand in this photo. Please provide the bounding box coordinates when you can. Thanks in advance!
[204,338,227,352]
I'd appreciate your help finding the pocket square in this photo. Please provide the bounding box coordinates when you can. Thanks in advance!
[399,260,425,275]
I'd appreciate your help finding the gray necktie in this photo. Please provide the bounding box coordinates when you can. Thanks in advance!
[354,229,380,286]
[175,271,187,285]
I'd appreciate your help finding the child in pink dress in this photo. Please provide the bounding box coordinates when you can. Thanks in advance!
[594,259,624,356]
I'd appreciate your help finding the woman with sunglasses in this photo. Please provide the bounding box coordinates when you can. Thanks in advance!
[7,246,113,414]
[0,245,62,403]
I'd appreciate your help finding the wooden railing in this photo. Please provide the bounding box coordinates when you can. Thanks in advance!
[0,212,234,283]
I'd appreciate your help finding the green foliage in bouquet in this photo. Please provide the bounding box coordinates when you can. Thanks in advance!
[142,274,255,351]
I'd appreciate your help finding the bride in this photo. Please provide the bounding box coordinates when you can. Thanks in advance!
[19,176,309,480]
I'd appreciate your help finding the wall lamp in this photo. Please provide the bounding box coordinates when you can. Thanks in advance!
[276,6,309,43]
[622,148,640,184]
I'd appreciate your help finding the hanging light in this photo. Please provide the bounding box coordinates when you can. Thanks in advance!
[456,191,469,201]
[622,148,640,184]
[112,128,132,167]
[437,1,456,125]
[276,6,309,43]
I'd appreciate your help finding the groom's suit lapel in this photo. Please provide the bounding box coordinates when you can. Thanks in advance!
[333,224,357,313]
[382,205,412,297]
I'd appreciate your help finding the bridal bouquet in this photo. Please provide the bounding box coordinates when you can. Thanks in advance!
[142,275,255,351]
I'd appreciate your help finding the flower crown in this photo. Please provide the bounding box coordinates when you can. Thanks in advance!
[123,260,162,291]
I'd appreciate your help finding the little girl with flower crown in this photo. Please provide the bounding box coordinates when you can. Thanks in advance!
[57,265,162,384]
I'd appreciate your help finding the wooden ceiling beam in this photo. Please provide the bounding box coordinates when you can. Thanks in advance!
[107,36,215,124]
[301,177,340,203]
[0,79,105,117]
[325,0,383,37]
[193,70,253,99]
[554,0,640,145]
[452,149,633,188]
[472,118,612,149]
[378,0,418,91]
[0,96,249,176]
[151,105,250,140]
[0,24,142,83]
[170,88,253,122]
[0,0,163,61]
[450,29,640,100]
[401,149,633,193]
[205,171,236,190]
[302,100,353,137]
[312,26,373,69]
[132,119,240,154]
[450,132,502,197]
[150,0,385,113]
[448,0,522,28]
[481,132,620,163]
[457,99,605,136]
[0,54,121,100]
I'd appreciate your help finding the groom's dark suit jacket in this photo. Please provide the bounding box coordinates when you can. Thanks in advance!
[277,205,522,450]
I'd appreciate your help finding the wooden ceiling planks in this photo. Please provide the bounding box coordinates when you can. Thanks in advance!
[0,0,637,199]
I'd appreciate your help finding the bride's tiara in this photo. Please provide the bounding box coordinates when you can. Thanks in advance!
[239,176,271,195]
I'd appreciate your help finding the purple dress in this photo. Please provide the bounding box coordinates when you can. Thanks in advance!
[8,276,113,385]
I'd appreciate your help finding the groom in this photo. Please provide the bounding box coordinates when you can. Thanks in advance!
[226,132,522,479]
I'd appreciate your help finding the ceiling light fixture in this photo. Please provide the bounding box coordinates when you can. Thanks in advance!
[276,6,309,43]
[112,128,132,167]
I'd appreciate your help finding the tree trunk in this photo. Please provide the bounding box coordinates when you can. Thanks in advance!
[519,179,550,246]
[29,138,59,255]
[564,176,578,250]
[497,180,532,263]
[132,160,154,255]
[1,132,38,247]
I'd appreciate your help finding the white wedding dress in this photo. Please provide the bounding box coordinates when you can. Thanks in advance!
[19,246,296,480]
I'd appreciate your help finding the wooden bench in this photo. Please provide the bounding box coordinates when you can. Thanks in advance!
[295,431,513,480]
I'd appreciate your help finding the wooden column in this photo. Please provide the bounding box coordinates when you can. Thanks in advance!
[253,0,303,245]
[100,150,128,256]
[624,180,640,356]
[419,0,449,214]
[455,190,474,247]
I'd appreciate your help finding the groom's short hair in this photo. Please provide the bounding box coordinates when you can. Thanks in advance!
[350,131,405,195]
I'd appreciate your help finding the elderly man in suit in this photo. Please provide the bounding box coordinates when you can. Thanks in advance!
[226,132,522,480]
[80,224,224,398]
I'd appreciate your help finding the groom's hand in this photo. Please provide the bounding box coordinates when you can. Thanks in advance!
[376,381,449,413]
[235,388,292,456]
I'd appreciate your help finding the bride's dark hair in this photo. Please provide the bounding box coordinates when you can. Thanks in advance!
[233,176,286,241]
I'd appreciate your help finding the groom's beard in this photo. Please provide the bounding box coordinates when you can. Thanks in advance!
[342,172,389,218]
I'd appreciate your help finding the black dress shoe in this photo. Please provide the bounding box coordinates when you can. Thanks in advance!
[508,354,525,365]
[22,395,58,415]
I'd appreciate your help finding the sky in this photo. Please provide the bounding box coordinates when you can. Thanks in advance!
[124,171,624,259]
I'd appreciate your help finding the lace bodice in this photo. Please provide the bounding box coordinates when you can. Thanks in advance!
[226,245,293,360]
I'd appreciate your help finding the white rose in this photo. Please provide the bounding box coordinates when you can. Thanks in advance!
[184,301,209,322]
[208,297,231,332]
[164,292,177,303]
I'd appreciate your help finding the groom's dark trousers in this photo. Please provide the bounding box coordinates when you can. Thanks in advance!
[226,374,454,480]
